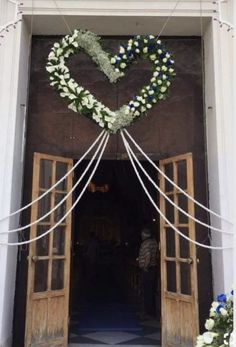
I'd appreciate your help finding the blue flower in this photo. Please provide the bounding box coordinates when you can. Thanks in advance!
[216,304,224,314]
[148,96,153,102]
[231,290,234,296]
[148,44,156,52]
[160,53,166,59]
[217,294,227,303]
[166,60,172,66]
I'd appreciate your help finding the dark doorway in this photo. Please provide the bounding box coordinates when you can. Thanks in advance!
[69,160,161,342]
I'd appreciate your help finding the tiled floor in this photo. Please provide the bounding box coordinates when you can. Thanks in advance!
[68,319,161,347]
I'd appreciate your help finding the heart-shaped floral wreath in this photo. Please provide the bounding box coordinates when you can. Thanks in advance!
[46,30,175,134]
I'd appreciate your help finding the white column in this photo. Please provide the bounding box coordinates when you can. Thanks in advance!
[0,3,31,345]
[204,19,234,296]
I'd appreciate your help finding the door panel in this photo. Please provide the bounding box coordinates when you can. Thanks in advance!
[25,153,73,347]
[160,153,199,347]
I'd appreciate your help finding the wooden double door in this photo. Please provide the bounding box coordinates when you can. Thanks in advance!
[25,152,199,347]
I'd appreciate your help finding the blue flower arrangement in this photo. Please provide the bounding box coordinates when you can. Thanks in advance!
[196,291,234,347]
[46,30,175,133]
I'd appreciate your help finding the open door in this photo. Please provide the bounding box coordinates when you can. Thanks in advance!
[25,153,73,347]
[159,153,199,347]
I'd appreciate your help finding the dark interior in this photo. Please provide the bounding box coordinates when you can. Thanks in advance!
[69,160,160,333]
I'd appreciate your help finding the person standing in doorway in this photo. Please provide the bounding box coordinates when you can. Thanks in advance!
[138,228,158,319]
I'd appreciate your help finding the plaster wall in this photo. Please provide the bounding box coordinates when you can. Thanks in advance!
[0,2,31,345]
[0,0,234,345]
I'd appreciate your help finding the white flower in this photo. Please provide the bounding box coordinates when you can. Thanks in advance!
[154,71,159,77]
[149,90,154,95]
[125,107,130,115]
[135,48,140,53]
[149,35,155,39]
[134,110,140,116]
[161,66,168,72]
[99,121,105,128]
[56,48,63,56]
[133,101,140,107]
[141,106,146,112]
[157,39,161,44]
[134,41,139,47]
[160,86,167,93]
[110,57,116,64]
[46,66,56,73]
[72,41,78,48]
[48,51,56,59]
[123,55,127,60]
[196,335,204,347]
[158,49,162,54]
[210,307,216,317]
[151,78,156,83]
[150,54,156,61]
[157,80,162,85]
[220,308,228,316]
[54,43,60,48]
[143,47,148,54]
[203,332,218,344]
[154,60,159,64]
[115,68,120,73]
[120,63,127,69]
[144,39,148,43]
[169,68,174,73]
[163,58,167,63]
[147,104,152,109]
[128,39,133,45]
[167,81,171,86]
[166,53,170,58]
[162,74,167,80]
[205,318,215,331]
[68,102,77,112]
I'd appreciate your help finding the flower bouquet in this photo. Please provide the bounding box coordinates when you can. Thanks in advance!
[196,291,234,347]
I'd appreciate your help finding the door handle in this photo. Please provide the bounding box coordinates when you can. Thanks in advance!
[187,257,193,265]
[31,255,39,262]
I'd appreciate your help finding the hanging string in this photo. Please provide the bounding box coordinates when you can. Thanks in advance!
[121,131,233,250]
[0,134,110,246]
[123,129,233,225]
[0,132,107,234]
[157,0,182,39]
[0,0,22,46]
[0,130,105,222]
[122,132,233,235]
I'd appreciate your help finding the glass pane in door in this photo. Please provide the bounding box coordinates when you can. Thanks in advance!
[56,162,68,191]
[53,226,65,255]
[51,260,64,290]
[39,159,53,189]
[166,261,177,292]
[36,225,49,256]
[34,260,49,292]
[180,262,191,295]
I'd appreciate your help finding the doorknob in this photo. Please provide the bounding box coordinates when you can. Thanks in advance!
[187,257,193,265]
[31,255,39,262]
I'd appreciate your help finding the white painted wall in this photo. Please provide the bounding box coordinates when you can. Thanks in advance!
[204,19,234,295]
[0,2,31,345]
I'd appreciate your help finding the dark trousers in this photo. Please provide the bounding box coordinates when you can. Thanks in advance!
[142,267,156,316]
